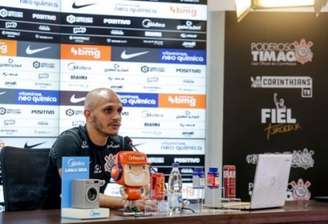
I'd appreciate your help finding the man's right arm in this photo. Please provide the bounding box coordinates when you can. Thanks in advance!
[57,168,127,209]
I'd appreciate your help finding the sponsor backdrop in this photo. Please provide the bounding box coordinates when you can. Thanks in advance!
[224,12,328,200]
[0,0,207,192]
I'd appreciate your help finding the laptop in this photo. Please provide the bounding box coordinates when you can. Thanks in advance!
[223,153,292,210]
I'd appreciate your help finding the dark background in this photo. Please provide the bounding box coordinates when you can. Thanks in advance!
[224,11,328,200]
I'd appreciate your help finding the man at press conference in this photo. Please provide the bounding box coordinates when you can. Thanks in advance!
[43,87,149,210]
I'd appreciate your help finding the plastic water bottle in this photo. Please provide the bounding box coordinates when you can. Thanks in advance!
[192,168,205,212]
[167,162,183,213]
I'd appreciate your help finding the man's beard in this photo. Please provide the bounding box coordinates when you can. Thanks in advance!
[93,116,118,136]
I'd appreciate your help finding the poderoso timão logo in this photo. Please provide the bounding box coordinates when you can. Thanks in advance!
[251,39,313,66]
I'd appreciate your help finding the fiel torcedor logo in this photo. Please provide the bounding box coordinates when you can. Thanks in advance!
[261,93,301,140]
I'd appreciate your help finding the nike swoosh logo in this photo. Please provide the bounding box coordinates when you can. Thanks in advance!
[24,142,45,149]
[72,2,95,9]
[0,91,6,96]
[70,94,86,104]
[121,50,149,60]
[26,45,51,55]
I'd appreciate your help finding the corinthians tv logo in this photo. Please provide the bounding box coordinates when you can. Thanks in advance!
[261,93,301,140]
[251,39,313,66]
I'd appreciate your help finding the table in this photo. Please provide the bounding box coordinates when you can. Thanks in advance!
[1,201,328,224]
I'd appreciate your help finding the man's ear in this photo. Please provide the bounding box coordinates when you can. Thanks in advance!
[84,109,92,121]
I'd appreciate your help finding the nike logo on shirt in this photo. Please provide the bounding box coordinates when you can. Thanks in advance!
[25,45,51,55]
[70,94,86,104]
[0,91,6,96]
[120,50,149,60]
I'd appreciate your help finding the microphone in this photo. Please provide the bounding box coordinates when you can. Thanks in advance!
[124,136,157,173]
[123,136,139,152]
[111,135,122,145]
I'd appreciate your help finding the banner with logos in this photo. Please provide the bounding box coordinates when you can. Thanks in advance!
[0,0,207,183]
[224,11,328,200]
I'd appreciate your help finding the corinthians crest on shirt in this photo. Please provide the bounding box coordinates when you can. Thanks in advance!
[250,39,313,66]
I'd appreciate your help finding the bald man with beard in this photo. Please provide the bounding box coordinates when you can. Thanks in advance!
[43,88,149,210]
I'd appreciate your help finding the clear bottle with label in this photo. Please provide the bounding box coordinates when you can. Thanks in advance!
[192,167,205,212]
[167,162,183,213]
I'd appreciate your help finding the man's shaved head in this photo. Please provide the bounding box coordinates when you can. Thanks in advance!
[83,88,123,139]
[84,88,120,111]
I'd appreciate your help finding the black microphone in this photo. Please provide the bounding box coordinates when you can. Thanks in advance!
[124,136,157,173]
[110,135,122,145]
[123,136,139,151]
